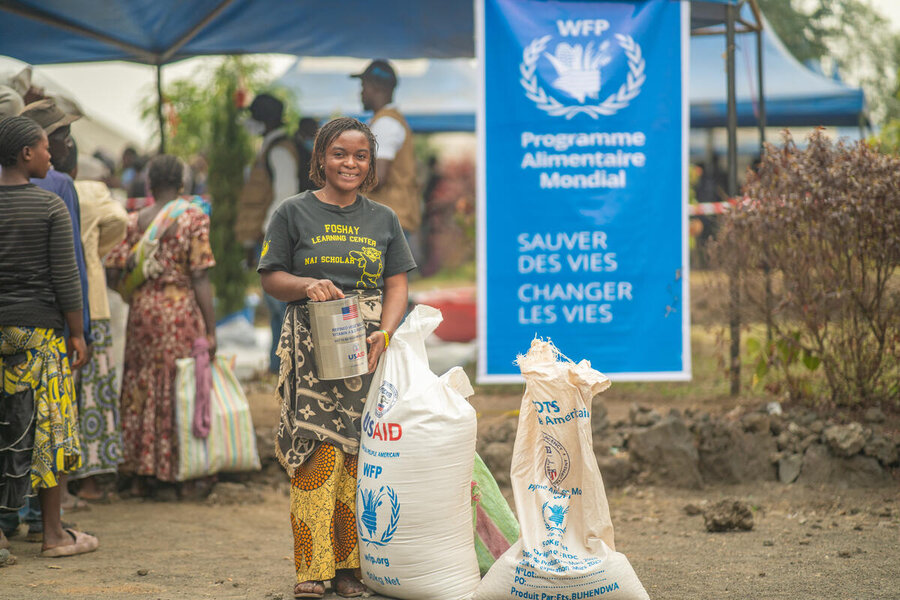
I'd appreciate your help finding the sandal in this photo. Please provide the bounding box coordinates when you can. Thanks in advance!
[333,571,366,598]
[25,519,81,543]
[293,580,325,599]
[40,528,99,558]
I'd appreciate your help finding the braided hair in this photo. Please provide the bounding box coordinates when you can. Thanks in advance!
[0,116,44,168]
[309,117,378,191]
[147,154,184,195]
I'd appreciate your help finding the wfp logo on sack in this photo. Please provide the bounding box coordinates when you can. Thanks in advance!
[520,18,645,119]
[374,381,398,418]
[542,500,570,535]
[543,433,571,488]
[357,484,400,547]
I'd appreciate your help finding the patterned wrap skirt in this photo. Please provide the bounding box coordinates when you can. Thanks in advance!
[72,319,123,479]
[0,327,81,511]
[273,291,383,474]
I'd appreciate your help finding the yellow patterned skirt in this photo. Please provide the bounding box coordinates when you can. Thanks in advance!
[290,442,360,582]
[0,327,82,493]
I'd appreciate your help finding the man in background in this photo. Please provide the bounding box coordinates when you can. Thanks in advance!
[292,116,318,196]
[353,60,421,247]
[235,93,300,374]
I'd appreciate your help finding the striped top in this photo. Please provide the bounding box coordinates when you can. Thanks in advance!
[0,183,83,330]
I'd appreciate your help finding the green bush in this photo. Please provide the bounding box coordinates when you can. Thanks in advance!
[144,57,268,316]
[711,130,900,407]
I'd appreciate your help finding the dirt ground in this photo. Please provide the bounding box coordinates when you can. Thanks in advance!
[3,481,897,600]
[3,389,897,599]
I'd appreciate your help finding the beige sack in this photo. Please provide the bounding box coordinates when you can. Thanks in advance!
[473,339,649,600]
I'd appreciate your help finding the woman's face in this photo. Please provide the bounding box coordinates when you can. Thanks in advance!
[322,130,371,193]
[24,132,52,179]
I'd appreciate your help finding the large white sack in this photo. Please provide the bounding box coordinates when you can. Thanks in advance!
[474,339,650,600]
[357,304,481,600]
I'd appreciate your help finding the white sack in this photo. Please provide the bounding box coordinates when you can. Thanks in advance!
[357,305,481,600]
[474,339,649,600]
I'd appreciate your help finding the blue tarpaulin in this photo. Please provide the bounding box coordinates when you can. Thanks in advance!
[690,14,865,127]
[276,15,866,133]
[0,1,744,66]
[0,0,475,64]
[0,0,864,128]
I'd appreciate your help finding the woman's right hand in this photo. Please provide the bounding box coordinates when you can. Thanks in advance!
[305,279,345,302]
[67,335,89,370]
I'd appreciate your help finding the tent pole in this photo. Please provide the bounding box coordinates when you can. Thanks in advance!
[755,18,773,345]
[726,2,741,397]
[156,64,166,155]
[755,28,766,146]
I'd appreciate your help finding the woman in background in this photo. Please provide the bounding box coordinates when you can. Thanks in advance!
[107,155,216,496]
[56,141,129,502]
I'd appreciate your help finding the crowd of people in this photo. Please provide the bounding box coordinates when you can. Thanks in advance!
[0,59,424,598]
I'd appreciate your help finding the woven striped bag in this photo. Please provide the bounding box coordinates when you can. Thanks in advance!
[174,355,261,481]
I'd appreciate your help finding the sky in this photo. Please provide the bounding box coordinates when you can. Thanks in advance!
[2,0,899,149]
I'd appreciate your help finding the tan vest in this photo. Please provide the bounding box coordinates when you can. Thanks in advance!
[368,107,420,232]
[235,137,299,244]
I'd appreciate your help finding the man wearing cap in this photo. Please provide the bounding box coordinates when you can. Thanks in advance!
[235,92,300,374]
[353,60,421,241]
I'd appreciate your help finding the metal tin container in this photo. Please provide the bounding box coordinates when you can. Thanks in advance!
[307,295,368,380]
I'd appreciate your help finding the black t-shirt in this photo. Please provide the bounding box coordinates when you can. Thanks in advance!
[258,190,416,291]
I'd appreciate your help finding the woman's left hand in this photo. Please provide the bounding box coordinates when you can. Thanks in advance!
[365,330,387,373]
[206,333,217,359]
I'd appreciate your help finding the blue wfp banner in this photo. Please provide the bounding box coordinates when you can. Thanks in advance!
[477,0,690,382]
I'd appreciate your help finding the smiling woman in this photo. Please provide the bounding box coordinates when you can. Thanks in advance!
[256,117,416,599]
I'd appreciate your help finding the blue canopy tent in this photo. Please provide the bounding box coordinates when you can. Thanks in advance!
[690,13,865,127]
[275,21,866,133]
[0,0,762,394]
[1,1,748,65]
[0,0,763,145]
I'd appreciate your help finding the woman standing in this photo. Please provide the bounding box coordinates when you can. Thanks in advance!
[0,115,97,557]
[106,155,216,494]
[58,143,129,501]
[259,117,415,598]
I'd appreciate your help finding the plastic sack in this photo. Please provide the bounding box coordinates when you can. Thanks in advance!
[474,339,649,600]
[472,452,520,575]
[357,305,481,600]
[174,355,262,481]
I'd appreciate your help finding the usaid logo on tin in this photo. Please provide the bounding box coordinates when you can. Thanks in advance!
[347,342,366,362]
[520,18,645,119]
[542,432,571,488]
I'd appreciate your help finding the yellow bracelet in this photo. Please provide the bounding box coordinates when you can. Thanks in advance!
[379,329,390,348]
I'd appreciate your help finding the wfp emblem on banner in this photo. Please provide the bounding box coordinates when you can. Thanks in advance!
[520,19,645,119]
